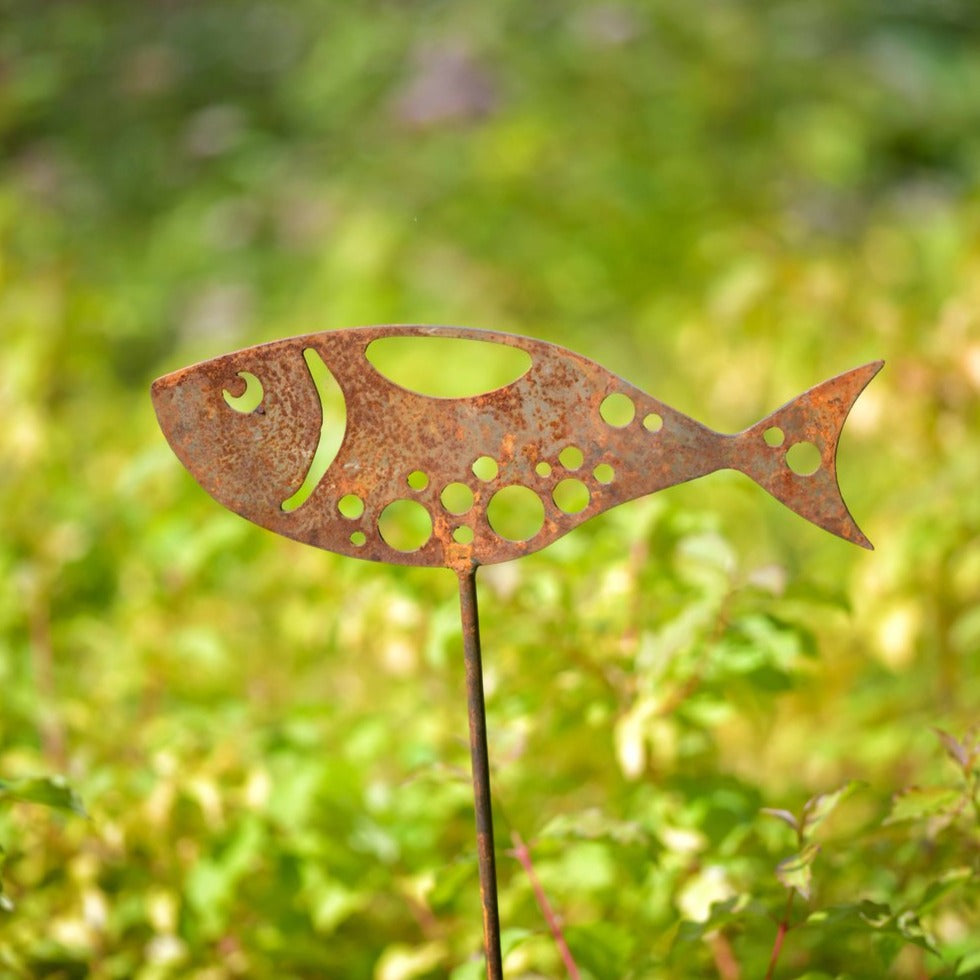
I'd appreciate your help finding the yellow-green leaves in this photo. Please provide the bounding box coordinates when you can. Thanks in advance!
[775,842,821,902]
[0,775,86,817]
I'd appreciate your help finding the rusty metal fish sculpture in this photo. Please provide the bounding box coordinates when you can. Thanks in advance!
[151,324,882,569]
[151,325,882,979]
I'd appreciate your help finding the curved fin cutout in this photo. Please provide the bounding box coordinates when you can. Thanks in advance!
[365,336,532,398]
[281,348,346,513]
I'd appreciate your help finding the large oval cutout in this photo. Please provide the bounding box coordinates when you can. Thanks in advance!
[366,336,532,398]
[281,348,347,513]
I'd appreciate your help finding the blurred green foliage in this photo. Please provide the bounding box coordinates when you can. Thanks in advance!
[1,0,979,977]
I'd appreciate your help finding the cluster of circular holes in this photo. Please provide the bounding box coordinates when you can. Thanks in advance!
[340,440,625,553]
[762,427,822,476]
[359,464,490,553]
[336,486,435,553]
[531,442,621,523]
[338,493,368,548]
[600,391,663,435]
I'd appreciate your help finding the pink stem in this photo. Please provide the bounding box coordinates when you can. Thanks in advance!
[764,891,795,980]
[510,830,581,980]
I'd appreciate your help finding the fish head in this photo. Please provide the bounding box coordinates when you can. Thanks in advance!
[150,338,332,535]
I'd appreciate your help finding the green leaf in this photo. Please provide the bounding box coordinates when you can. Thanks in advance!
[801,780,862,840]
[894,910,939,956]
[932,728,972,771]
[776,842,820,900]
[0,776,86,817]
[954,948,980,976]
[807,901,939,957]
[917,868,973,913]
[807,899,892,930]
[884,786,962,824]
[564,921,635,980]
[761,807,799,832]
[673,894,761,945]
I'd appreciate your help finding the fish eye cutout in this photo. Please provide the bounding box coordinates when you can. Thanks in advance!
[223,372,265,413]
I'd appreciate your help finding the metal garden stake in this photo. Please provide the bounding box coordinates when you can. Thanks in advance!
[152,325,881,979]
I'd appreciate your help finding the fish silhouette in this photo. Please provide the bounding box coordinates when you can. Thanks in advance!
[151,325,882,571]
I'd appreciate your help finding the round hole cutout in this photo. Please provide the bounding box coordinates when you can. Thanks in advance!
[338,494,364,519]
[593,463,615,484]
[600,393,635,427]
[378,499,433,552]
[453,526,474,544]
[350,531,366,547]
[643,413,663,433]
[553,478,590,514]
[441,482,474,515]
[407,470,429,491]
[536,461,552,478]
[764,426,784,447]
[786,441,822,476]
[472,456,498,481]
[558,446,584,470]
[487,485,545,542]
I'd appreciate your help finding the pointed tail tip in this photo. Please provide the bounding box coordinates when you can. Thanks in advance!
[853,528,875,551]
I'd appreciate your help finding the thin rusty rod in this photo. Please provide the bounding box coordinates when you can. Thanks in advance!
[458,566,504,980]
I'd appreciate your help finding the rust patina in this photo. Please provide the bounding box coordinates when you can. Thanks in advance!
[151,324,882,571]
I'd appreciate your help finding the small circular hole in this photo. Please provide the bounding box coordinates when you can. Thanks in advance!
[535,461,552,478]
[763,427,784,447]
[643,413,663,432]
[558,446,584,470]
[453,526,474,544]
[338,494,364,519]
[553,478,591,514]
[441,482,475,515]
[472,456,498,481]
[600,393,635,427]
[350,531,366,547]
[407,470,429,491]
[786,441,822,476]
[593,463,615,484]
[378,499,433,552]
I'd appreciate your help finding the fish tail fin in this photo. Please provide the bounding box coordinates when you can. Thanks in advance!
[733,361,884,549]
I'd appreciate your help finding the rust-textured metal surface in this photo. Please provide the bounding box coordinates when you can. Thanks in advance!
[151,324,883,570]
[458,571,503,976]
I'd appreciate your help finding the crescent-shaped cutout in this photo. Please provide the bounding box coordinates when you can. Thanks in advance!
[222,371,264,413]
[281,348,347,513]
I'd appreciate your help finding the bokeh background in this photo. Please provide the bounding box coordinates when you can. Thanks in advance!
[1,1,978,977]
